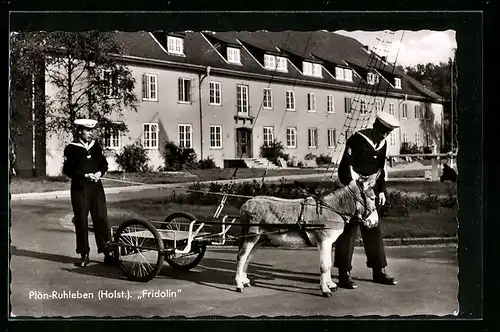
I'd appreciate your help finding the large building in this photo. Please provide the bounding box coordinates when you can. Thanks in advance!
[11,30,444,177]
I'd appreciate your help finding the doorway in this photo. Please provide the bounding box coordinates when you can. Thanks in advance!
[236,128,252,158]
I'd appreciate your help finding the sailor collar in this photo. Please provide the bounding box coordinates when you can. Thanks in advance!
[356,131,386,151]
[70,140,96,151]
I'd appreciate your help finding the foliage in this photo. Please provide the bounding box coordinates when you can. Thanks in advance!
[198,157,218,169]
[163,141,198,171]
[316,154,332,166]
[115,143,150,173]
[259,140,288,165]
[10,31,139,141]
[304,153,316,161]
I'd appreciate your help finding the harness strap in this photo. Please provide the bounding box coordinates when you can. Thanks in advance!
[298,200,314,246]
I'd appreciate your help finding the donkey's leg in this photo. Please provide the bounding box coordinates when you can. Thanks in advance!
[318,237,336,298]
[235,234,261,293]
[241,240,263,287]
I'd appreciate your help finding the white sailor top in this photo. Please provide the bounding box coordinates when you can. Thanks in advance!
[62,140,108,184]
[337,128,388,193]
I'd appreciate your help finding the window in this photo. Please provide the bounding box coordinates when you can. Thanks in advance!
[263,126,274,146]
[143,123,159,149]
[276,57,287,71]
[237,85,249,114]
[178,78,191,103]
[336,67,353,81]
[389,102,395,115]
[286,90,295,110]
[307,93,316,112]
[209,81,221,105]
[308,128,318,148]
[345,97,352,113]
[312,63,322,77]
[414,133,421,146]
[167,36,184,55]
[327,95,334,113]
[286,127,297,148]
[402,103,408,118]
[178,124,192,148]
[103,70,118,97]
[303,62,322,77]
[390,132,396,146]
[375,99,382,112]
[367,72,379,85]
[227,47,241,64]
[402,132,408,143]
[209,125,222,149]
[327,129,336,148]
[394,78,402,89]
[264,54,288,71]
[103,124,121,149]
[414,105,420,119]
[344,69,353,81]
[360,99,368,114]
[263,88,273,109]
[142,74,157,101]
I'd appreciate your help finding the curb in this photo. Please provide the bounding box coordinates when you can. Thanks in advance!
[10,174,439,202]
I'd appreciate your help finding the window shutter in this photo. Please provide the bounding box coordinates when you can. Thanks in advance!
[189,79,196,103]
[178,78,183,102]
[345,97,351,113]
[142,75,147,99]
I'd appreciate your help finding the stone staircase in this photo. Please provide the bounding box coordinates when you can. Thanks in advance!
[243,158,280,169]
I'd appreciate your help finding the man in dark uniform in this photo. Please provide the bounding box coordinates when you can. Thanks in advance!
[62,119,115,267]
[334,112,399,289]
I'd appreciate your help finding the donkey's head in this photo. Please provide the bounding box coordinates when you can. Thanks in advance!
[348,171,380,227]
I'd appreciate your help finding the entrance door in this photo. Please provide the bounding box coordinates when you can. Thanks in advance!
[236,128,252,158]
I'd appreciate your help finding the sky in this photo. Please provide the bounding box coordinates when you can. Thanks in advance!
[334,30,457,68]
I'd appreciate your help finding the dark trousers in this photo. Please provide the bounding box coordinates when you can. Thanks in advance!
[333,220,387,271]
[70,180,111,255]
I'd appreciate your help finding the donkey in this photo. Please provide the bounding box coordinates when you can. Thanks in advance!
[235,172,380,297]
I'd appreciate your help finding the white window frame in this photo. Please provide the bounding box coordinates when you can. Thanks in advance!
[402,132,409,143]
[335,67,344,80]
[286,90,295,111]
[344,68,353,82]
[312,63,322,77]
[415,133,421,146]
[375,99,382,112]
[263,126,275,146]
[103,123,122,150]
[367,72,376,85]
[209,125,222,149]
[209,81,221,105]
[286,127,297,149]
[142,74,158,101]
[167,36,184,55]
[327,128,336,148]
[143,123,159,149]
[227,47,241,64]
[307,92,316,112]
[264,54,276,70]
[390,132,396,146]
[402,103,408,118]
[394,78,402,89]
[178,124,193,149]
[308,128,318,149]
[263,88,273,109]
[237,84,249,115]
[389,102,395,115]
[303,61,313,75]
[276,56,288,72]
[103,70,119,98]
[360,99,368,114]
[414,105,420,119]
[327,95,335,113]
[178,78,191,103]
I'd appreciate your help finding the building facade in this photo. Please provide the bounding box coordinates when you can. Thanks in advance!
[12,31,444,176]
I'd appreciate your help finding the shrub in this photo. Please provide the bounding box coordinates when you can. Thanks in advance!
[198,157,218,169]
[400,142,423,154]
[164,141,198,171]
[304,153,316,160]
[259,140,288,165]
[115,142,150,173]
[316,154,332,166]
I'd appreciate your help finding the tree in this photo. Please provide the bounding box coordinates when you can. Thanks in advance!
[10,31,139,143]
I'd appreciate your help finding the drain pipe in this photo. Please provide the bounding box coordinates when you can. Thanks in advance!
[198,66,211,160]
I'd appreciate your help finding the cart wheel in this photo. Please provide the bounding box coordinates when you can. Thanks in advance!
[160,212,206,271]
[113,218,165,282]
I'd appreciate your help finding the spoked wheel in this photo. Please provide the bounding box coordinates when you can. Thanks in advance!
[113,218,165,282]
[160,212,207,271]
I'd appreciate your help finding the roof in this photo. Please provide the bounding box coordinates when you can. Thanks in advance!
[112,30,443,102]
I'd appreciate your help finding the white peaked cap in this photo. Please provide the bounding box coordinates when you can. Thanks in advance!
[375,111,400,130]
[74,119,98,129]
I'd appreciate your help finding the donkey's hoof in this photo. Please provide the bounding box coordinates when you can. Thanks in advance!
[329,285,338,292]
[236,287,244,293]
[322,292,332,298]
[243,282,251,288]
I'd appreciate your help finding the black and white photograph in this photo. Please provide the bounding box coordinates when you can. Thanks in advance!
[9,17,463,318]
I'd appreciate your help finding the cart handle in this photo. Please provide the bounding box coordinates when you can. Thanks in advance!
[175,220,205,255]
[211,215,236,246]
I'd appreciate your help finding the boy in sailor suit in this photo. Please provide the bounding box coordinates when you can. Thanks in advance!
[334,112,399,289]
[62,119,116,267]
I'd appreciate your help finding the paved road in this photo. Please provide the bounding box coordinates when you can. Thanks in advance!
[10,198,458,317]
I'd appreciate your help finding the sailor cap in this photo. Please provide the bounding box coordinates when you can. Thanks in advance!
[375,112,400,130]
[74,119,97,129]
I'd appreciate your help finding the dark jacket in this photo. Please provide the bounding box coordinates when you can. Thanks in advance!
[62,140,108,190]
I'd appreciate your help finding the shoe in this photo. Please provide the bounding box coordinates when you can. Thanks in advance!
[74,254,90,267]
[338,270,358,289]
[373,268,398,285]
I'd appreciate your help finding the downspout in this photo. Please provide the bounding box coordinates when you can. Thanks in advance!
[198,66,211,160]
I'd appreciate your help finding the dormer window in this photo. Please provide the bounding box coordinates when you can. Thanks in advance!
[227,47,241,64]
[167,36,184,55]
[335,67,353,82]
[394,77,402,89]
[303,61,322,78]
[264,54,288,72]
[367,72,379,85]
